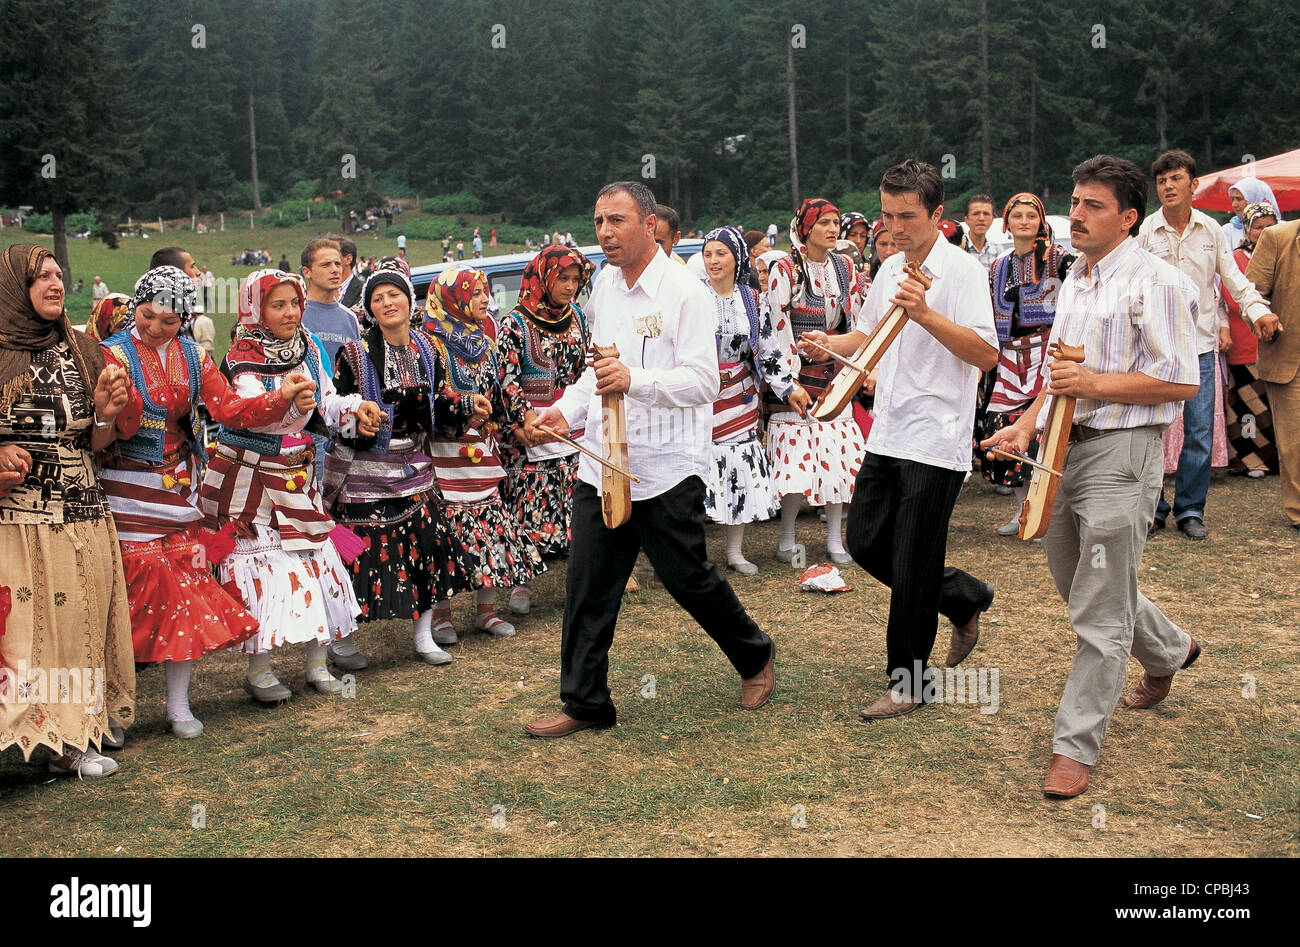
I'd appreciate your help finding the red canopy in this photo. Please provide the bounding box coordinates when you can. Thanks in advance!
[1192,148,1300,212]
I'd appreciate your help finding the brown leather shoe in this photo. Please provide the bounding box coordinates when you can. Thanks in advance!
[1125,637,1201,709]
[1042,753,1091,798]
[858,689,923,720]
[522,712,614,739]
[740,644,775,709]
[945,582,995,668]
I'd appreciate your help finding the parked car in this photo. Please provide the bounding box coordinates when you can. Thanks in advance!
[408,239,707,317]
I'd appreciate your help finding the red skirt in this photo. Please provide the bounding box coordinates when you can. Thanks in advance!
[120,527,259,662]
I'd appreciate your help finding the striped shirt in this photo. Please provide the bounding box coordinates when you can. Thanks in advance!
[1035,237,1200,432]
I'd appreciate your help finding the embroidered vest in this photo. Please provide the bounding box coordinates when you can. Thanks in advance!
[338,332,441,454]
[767,253,852,406]
[216,347,322,457]
[509,303,588,408]
[103,329,202,464]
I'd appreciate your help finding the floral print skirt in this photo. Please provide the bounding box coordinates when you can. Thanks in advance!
[437,490,545,597]
[501,454,577,557]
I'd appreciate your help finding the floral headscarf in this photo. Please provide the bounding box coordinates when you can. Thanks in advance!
[702,225,752,285]
[227,268,309,373]
[838,211,870,243]
[1239,201,1279,252]
[792,198,840,246]
[516,245,594,335]
[426,265,489,363]
[86,292,133,342]
[0,243,104,415]
[126,265,198,333]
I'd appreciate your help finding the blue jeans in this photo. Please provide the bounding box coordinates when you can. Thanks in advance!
[1156,351,1215,524]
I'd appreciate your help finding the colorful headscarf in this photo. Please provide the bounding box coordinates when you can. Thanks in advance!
[516,245,594,335]
[0,244,104,415]
[1001,192,1052,282]
[360,268,415,329]
[839,211,870,242]
[1239,201,1279,252]
[126,265,198,332]
[228,268,308,373]
[86,292,132,342]
[702,225,752,285]
[426,265,489,363]
[792,198,840,245]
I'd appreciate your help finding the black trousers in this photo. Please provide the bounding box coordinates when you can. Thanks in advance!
[845,452,987,699]
[560,477,773,722]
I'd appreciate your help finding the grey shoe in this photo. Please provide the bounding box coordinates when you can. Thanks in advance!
[775,545,795,562]
[996,518,1021,536]
[995,484,1014,496]
[432,621,458,645]
[727,560,759,575]
[306,674,345,695]
[243,677,292,703]
[508,589,531,615]
[1178,518,1209,541]
[416,644,454,666]
[828,550,853,566]
[327,642,369,672]
[101,721,126,750]
[169,717,205,739]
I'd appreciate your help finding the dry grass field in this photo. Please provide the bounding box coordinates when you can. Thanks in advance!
[3,472,1295,858]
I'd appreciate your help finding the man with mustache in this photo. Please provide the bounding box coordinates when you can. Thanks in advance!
[525,181,776,738]
[982,155,1202,798]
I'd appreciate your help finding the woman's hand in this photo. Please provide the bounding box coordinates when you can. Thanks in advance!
[356,401,386,438]
[796,330,831,361]
[279,372,317,411]
[469,394,492,425]
[0,444,32,499]
[787,386,812,417]
[93,364,130,421]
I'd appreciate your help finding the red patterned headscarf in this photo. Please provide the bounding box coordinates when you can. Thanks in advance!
[516,245,594,334]
[86,292,133,342]
[792,198,840,246]
[228,268,309,373]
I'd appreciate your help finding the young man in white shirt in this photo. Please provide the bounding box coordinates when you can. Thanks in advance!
[1137,149,1277,540]
[804,160,999,720]
[525,182,776,738]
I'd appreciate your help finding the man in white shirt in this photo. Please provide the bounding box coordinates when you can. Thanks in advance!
[961,194,1005,270]
[766,221,779,249]
[525,182,776,738]
[805,160,999,720]
[91,275,108,304]
[1138,150,1277,540]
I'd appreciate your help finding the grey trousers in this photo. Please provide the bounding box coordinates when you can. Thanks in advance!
[1041,426,1192,766]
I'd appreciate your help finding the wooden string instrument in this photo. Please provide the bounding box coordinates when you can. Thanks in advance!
[1018,341,1085,540]
[810,259,933,421]
[590,342,633,528]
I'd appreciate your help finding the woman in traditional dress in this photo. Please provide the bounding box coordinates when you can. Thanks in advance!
[0,244,134,777]
[1221,178,1281,250]
[497,245,593,616]
[1224,201,1280,478]
[867,220,898,281]
[84,292,132,343]
[839,212,872,268]
[98,267,309,737]
[975,193,1073,534]
[326,267,486,665]
[765,198,866,566]
[424,265,544,643]
[755,249,785,295]
[700,226,807,573]
[198,269,383,703]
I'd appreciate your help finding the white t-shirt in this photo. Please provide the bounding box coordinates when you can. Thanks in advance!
[855,235,997,471]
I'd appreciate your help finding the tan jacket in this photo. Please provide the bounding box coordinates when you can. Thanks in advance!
[1245,219,1300,385]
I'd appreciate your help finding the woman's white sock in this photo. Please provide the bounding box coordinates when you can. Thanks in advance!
[165,660,195,722]
[825,502,846,556]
